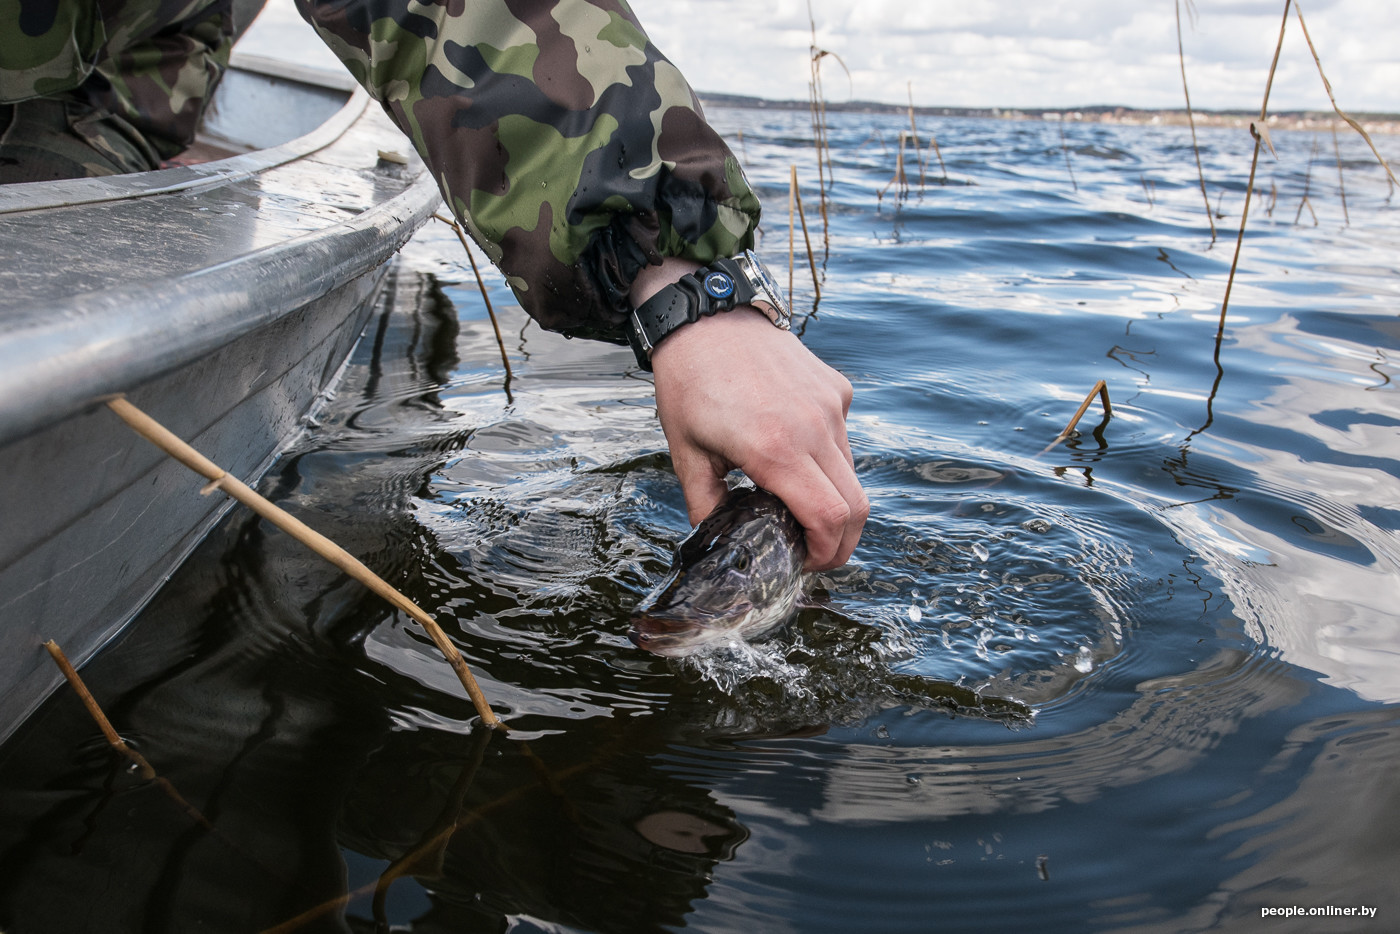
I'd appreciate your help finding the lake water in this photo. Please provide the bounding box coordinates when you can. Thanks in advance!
[3,107,1399,932]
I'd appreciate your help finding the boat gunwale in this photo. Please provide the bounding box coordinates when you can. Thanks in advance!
[0,169,442,449]
[0,62,444,449]
[0,68,371,217]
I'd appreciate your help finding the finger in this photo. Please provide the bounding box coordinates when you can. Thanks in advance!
[793,466,853,571]
[828,401,857,469]
[808,463,868,570]
[788,399,866,565]
[812,363,856,467]
[832,365,854,420]
[814,441,868,568]
[752,456,852,571]
[825,389,866,563]
[671,444,731,526]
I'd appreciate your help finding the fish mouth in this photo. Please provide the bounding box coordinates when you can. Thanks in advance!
[628,614,732,658]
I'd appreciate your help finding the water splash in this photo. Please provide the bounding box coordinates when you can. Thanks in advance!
[668,611,1034,733]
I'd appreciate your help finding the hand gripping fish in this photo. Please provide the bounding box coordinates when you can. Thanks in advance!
[629,485,807,657]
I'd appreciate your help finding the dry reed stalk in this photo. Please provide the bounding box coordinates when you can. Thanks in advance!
[370,725,493,924]
[791,165,822,304]
[926,136,949,185]
[1216,0,1292,344]
[44,640,155,779]
[918,97,949,187]
[807,3,831,238]
[1059,122,1078,192]
[1176,0,1217,242]
[906,82,928,191]
[1041,381,1113,454]
[1331,122,1350,225]
[1297,197,1318,225]
[1294,2,1399,193]
[788,170,796,301]
[105,397,505,733]
[807,52,832,248]
[43,640,216,831]
[808,52,830,195]
[807,0,849,254]
[1294,136,1319,225]
[434,213,513,388]
[1141,175,1157,206]
[878,131,911,205]
[262,734,608,934]
[896,131,908,195]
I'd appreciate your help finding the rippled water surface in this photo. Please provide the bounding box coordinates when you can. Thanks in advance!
[4,110,1400,932]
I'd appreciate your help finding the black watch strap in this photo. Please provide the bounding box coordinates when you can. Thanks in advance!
[627,258,756,370]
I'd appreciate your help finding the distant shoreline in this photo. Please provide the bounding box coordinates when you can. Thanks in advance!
[697,92,1400,135]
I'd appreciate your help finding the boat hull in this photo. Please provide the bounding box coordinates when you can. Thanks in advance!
[0,58,443,739]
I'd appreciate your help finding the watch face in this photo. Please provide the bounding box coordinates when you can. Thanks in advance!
[738,250,791,327]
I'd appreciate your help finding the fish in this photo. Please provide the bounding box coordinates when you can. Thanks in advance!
[629,485,807,657]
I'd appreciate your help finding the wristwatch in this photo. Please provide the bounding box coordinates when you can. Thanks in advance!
[627,249,791,370]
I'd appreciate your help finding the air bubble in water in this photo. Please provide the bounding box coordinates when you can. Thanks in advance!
[972,542,990,562]
[1074,646,1093,673]
[908,605,922,623]
[975,628,992,661]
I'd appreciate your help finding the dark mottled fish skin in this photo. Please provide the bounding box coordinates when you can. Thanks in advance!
[629,486,807,657]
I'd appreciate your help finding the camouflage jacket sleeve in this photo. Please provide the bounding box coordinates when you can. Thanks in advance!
[294,0,761,343]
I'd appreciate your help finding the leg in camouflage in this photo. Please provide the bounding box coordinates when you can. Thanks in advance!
[0,0,239,184]
[0,95,164,183]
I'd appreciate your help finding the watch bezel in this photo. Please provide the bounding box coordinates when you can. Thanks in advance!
[734,249,791,330]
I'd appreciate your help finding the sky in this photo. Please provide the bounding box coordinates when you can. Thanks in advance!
[243,0,1398,113]
[633,0,1398,112]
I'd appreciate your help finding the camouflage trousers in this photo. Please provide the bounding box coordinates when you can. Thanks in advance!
[0,0,258,185]
[0,97,163,183]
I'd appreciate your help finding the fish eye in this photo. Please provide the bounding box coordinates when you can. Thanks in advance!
[731,551,750,571]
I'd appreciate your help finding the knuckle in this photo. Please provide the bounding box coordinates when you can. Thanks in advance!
[852,490,871,525]
[833,372,854,405]
[815,496,852,531]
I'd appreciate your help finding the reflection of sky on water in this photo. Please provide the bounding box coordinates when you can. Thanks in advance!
[1158,308,1400,702]
[7,97,1400,930]
[415,108,1400,926]
[790,108,1400,710]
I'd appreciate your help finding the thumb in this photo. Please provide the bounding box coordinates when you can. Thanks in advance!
[671,445,731,526]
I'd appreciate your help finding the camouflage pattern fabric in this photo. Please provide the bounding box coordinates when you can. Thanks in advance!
[2,0,760,342]
[295,0,761,343]
[0,97,164,181]
[0,0,235,177]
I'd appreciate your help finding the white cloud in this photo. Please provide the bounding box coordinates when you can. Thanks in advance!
[241,1,1397,113]
[631,0,1399,112]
